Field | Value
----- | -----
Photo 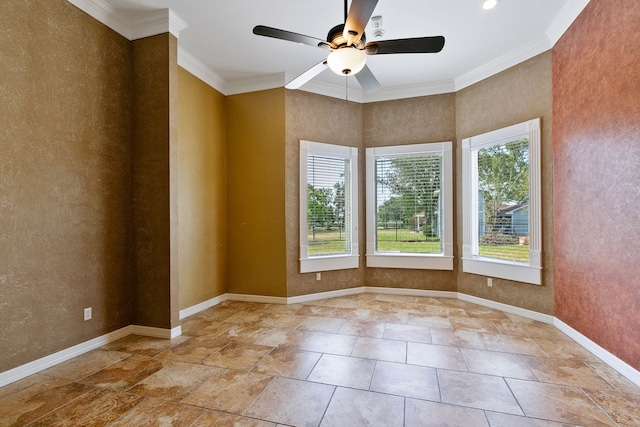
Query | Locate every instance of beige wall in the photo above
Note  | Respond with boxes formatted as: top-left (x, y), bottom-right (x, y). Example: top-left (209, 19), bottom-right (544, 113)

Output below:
top-left (177, 68), bottom-right (228, 309)
top-left (363, 94), bottom-right (458, 291)
top-left (131, 33), bottom-right (180, 328)
top-left (284, 91), bottom-right (365, 297)
top-left (227, 89), bottom-right (287, 297)
top-left (0, 0), bottom-right (133, 372)
top-left (455, 51), bottom-right (554, 314)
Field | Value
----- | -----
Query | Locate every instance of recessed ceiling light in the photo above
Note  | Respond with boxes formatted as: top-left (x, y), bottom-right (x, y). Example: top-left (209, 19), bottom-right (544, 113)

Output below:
top-left (483, 0), bottom-right (499, 10)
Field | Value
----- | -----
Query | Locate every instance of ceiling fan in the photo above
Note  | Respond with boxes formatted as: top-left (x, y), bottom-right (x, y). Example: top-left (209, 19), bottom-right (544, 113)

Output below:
top-left (253, 0), bottom-right (445, 94)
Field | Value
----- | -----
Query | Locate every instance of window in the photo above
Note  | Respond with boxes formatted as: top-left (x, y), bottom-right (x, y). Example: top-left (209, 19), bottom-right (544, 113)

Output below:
top-left (462, 118), bottom-right (541, 284)
top-left (366, 142), bottom-right (453, 270)
top-left (300, 140), bottom-right (358, 273)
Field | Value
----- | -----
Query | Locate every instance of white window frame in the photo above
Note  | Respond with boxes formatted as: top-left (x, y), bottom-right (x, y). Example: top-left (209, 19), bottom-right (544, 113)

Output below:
top-left (462, 118), bottom-right (542, 285)
top-left (366, 142), bottom-right (453, 270)
top-left (300, 140), bottom-right (359, 273)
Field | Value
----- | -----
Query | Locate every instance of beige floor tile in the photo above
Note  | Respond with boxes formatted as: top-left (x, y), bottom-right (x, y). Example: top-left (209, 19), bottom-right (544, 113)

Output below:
top-left (82, 354), bottom-right (171, 391)
top-left (296, 316), bottom-right (346, 333)
top-left (251, 346), bottom-right (321, 380)
top-left (107, 397), bottom-right (204, 426)
top-left (451, 317), bottom-right (501, 333)
top-left (28, 388), bottom-right (143, 426)
top-left (252, 327), bottom-right (313, 348)
top-left (522, 355), bottom-right (614, 390)
top-left (320, 297), bottom-right (360, 308)
top-left (464, 306), bottom-right (511, 321)
top-left (337, 319), bottom-right (386, 337)
top-left (192, 410), bottom-right (277, 426)
top-left (0, 377), bottom-right (92, 426)
top-left (383, 323), bottom-right (433, 343)
top-left (301, 331), bottom-right (358, 355)
top-left (480, 332), bottom-right (548, 356)
top-left (366, 309), bottom-right (409, 324)
top-left (485, 411), bottom-right (573, 426)
top-left (370, 360), bottom-right (440, 401)
top-left (351, 336), bottom-right (407, 363)
top-left (584, 388), bottom-right (640, 427)
top-left (405, 398), bottom-right (489, 427)
top-left (356, 298), bottom-right (392, 311)
top-left (221, 310), bottom-right (268, 324)
top-left (41, 350), bottom-right (131, 381)
top-left (127, 362), bottom-right (224, 401)
top-left (180, 317), bottom-right (233, 337)
top-left (0, 373), bottom-right (50, 401)
top-left (181, 370), bottom-right (273, 414)
top-left (201, 341), bottom-right (273, 370)
top-left (430, 327), bottom-right (486, 349)
top-left (307, 354), bottom-right (376, 389)
top-left (506, 378), bottom-right (617, 426)
top-left (462, 348), bottom-right (538, 380)
top-left (532, 336), bottom-right (601, 362)
top-left (587, 362), bottom-right (640, 395)
top-left (156, 336), bottom-right (229, 363)
top-left (407, 313), bottom-right (453, 328)
top-left (494, 320), bottom-right (570, 341)
top-left (295, 305), bottom-right (338, 318)
top-left (438, 370), bottom-right (523, 415)
top-left (407, 342), bottom-right (468, 371)
top-left (320, 387), bottom-right (404, 427)
top-left (102, 335), bottom-right (190, 357)
top-left (255, 313), bottom-right (304, 329)
top-left (245, 377), bottom-right (334, 426)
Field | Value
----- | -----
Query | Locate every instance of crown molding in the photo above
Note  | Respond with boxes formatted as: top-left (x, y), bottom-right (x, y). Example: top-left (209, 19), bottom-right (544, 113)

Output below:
top-left (177, 48), bottom-right (227, 94)
top-left (225, 73), bottom-right (288, 96)
top-left (454, 33), bottom-right (551, 92)
top-left (546, 0), bottom-right (590, 46)
top-left (67, 0), bottom-right (187, 40)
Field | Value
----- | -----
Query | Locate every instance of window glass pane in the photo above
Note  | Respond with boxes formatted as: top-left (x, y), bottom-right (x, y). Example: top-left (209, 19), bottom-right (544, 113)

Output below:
top-left (375, 154), bottom-right (442, 254)
top-left (307, 155), bottom-right (351, 256)
top-left (477, 138), bottom-right (529, 262)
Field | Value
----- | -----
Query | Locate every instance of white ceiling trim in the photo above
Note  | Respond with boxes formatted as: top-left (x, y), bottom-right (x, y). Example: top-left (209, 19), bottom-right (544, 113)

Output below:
top-left (454, 34), bottom-right (551, 92)
top-left (177, 48), bottom-right (227, 94)
top-left (546, 0), bottom-right (590, 46)
top-left (67, 0), bottom-right (187, 40)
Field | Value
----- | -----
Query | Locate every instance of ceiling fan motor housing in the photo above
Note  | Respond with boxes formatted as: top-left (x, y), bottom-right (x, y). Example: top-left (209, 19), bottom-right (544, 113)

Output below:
top-left (327, 24), bottom-right (367, 75)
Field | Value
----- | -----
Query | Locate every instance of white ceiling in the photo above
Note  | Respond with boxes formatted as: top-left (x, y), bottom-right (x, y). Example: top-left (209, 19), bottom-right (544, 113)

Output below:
top-left (74, 0), bottom-right (590, 102)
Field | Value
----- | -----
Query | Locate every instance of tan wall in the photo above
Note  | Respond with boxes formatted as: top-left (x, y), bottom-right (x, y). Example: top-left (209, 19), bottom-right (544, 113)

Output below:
top-left (455, 52), bottom-right (554, 314)
top-left (177, 68), bottom-right (228, 309)
top-left (227, 89), bottom-right (287, 297)
top-left (131, 33), bottom-right (179, 328)
top-left (0, 0), bottom-right (133, 372)
top-left (363, 94), bottom-right (458, 291)
top-left (284, 91), bottom-right (365, 297)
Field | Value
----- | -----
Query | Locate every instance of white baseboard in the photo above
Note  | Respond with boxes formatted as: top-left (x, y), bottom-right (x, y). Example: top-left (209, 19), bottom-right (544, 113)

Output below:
top-left (287, 287), bottom-right (366, 304)
top-left (457, 293), bottom-right (555, 324)
top-left (0, 326), bottom-right (131, 388)
top-left (130, 325), bottom-right (182, 339)
top-left (554, 318), bottom-right (640, 387)
top-left (179, 294), bottom-right (228, 319)
top-left (364, 287), bottom-right (458, 299)
top-left (226, 293), bottom-right (288, 305)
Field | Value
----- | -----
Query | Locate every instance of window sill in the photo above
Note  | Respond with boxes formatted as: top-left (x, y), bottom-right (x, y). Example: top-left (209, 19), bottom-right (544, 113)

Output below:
top-left (300, 255), bottom-right (359, 273)
top-left (366, 254), bottom-right (453, 270)
top-left (462, 257), bottom-right (541, 285)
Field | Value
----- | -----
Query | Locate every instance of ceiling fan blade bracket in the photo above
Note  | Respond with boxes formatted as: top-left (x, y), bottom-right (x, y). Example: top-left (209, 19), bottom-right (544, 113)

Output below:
top-left (344, 0), bottom-right (379, 46)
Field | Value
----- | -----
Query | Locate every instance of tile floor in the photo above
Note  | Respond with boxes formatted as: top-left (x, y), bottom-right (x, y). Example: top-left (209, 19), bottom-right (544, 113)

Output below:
top-left (1, 293), bottom-right (639, 426)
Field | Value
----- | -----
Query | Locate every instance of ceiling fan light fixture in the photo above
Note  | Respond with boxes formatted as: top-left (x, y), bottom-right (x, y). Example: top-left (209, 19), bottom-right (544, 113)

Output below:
top-left (327, 47), bottom-right (366, 76)
top-left (482, 0), bottom-right (499, 10)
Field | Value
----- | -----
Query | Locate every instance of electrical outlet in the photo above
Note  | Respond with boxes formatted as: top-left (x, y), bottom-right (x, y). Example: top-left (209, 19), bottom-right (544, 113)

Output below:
top-left (84, 307), bottom-right (92, 321)
top-left (487, 278), bottom-right (493, 287)
top-left (316, 272), bottom-right (321, 281)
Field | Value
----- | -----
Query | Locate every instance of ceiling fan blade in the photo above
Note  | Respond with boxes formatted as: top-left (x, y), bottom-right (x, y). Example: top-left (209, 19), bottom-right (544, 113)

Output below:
top-left (344, 0), bottom-right (379, 46)
top-left (285, 60), bottom-right (328, 90)
top-left (253, 25), bottom-right (328, 49)
top-left (365, 36), bottom-right (445, 55)
top-left (355, 64), bottom-right (381, 94)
